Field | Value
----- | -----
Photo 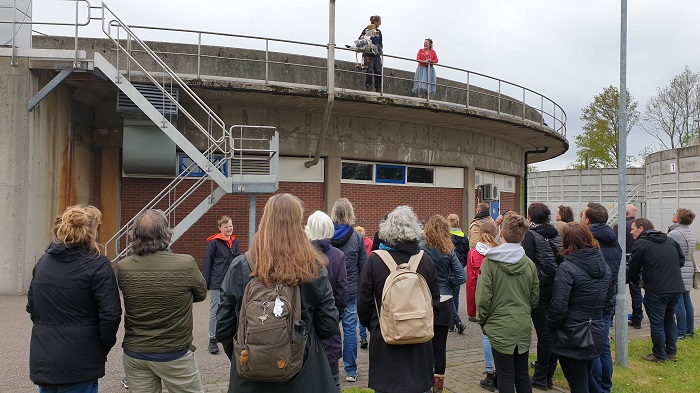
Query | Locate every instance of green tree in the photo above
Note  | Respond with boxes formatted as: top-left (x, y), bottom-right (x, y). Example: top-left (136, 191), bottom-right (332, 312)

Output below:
top-left (570, 85), bottom-right (639, 169)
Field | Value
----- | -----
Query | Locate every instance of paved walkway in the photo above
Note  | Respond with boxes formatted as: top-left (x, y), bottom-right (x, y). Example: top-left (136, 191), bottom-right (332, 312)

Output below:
top-left (3, 288), bottom-right (698, 393)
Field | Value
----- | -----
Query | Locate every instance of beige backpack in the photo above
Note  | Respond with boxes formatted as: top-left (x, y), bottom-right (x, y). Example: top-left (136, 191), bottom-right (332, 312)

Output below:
top-left (373, 250), bottom-right (434, 345)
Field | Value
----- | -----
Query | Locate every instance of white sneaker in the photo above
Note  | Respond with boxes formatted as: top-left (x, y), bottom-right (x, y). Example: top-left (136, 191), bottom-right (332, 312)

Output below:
top-left (345, 374), bottom-right (357, 382)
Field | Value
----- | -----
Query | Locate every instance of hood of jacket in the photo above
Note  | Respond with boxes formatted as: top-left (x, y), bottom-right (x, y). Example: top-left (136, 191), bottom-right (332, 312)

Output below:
top-left (589, 223), bottom-right (617, 246)
top-left (311, 238), bottom-right (332, 253)
top-left (668, 223), bottom-right (680, 233)
top-left (485, 243), bottom-right (529, 276)
top-left (566, 248), bottom-right (607, 279)
top-left (530, 223), bottom-right (559, 239)
top-left (331, 224), bottom-right (353, 247)
top-left (450, 228), bottom-right (466, 238)
top-left (473, 210), bottom-right (490, 221)
top-left (46, 242), bottom-right (92, 262)
top-left (207, 233), bottom-right (236, 248)
top-left (475, 242), bottom-right (492, 256)
top-left (639, 229), bottom-right (668, 243)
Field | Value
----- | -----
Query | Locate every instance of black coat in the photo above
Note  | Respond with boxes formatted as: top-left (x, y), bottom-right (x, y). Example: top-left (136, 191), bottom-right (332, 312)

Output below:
top-left (358, 241), bottom-right (440, 393)
top-left (27, 243), bottom-right (122, 385)
top-left (589, 223), bottom-right (622, 302)
top-left (547, 248), bottom-right (613, 360)
top-left (202, 236), bottom-right (240, 290)
top-left (522, 223), bottom-right (561, 305)
top-left (216, 254), bottom-right (339, 393)
top-left (313, 239), bottom-right (348, 364)
top-left (332, 227), bottom-right (367, 297)
top-left (628, 230), bottom-right (685, 294)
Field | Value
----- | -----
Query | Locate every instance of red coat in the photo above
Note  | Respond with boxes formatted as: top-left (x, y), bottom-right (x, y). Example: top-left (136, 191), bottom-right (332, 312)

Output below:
top-left (416, 49), bottom-right (438, 66)
top-left (363, 236), bottom-right (373, 258)
top-left (466, 246), bottom-right (488, 318)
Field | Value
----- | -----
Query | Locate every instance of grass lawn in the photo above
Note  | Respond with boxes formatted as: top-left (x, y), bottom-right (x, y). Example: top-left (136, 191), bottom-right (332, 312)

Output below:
top-left (342, 388), bottom-right (373, 393)
top-left (547, 333), bottom-right (699, 393)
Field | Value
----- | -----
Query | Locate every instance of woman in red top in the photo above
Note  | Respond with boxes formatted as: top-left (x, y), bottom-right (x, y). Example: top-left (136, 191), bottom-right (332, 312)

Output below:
top-left (412, 38), bottom-right (438, 98)
top-left (466, 221), bottom-right (499, 391)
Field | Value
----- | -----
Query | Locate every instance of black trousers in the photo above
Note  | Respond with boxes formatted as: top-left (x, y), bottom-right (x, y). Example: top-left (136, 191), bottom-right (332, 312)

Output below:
top-left (531, 304), bottom-right (557, 366)
top-left (491, 347), bottom-right (532, 393)
top-left (558, 356), bottom-right (600, 393)
top-left (364, 55), bottom-right (382, 88)
top-left (432, 325), bottom-right (449, 374)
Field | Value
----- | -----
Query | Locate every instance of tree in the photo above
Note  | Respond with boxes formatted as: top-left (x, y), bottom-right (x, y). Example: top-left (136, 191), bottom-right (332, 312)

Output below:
top-left (570, 85), bottom-right (639, 169)
top-left (642, 67), bottom-right (700, 149)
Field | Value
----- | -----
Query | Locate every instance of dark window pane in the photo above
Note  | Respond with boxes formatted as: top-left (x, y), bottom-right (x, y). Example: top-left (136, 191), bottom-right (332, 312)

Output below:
top-left (376, 164), bottom-right (405, 184)
top-left (342, 162), bottom-right (373, 180)
top-left (407, 167), bottom-right (434, 184)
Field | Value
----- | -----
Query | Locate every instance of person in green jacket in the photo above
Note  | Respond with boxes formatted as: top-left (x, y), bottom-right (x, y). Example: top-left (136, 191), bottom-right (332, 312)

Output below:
top-left (476, 212), bottom-right (539, 393)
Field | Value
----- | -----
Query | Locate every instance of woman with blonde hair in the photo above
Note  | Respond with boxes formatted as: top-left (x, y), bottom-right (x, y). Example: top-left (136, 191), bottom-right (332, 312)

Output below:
top-left (466, 221), bottom-right (500, 391)
top-left (217, 194), bottom-right (339, 393)
top-left (27, 205), bottom-right (122, 393)
top-left (420, 214), bottom-right (466, 392)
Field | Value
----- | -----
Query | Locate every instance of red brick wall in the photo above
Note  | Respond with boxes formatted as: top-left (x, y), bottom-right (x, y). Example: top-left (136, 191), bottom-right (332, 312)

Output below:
top-left (500, 191), bottom-right (516, 213)
top-left (341, 184), bottom-right (463, 238)
top-left (120, 178), bottom-right (324, 265)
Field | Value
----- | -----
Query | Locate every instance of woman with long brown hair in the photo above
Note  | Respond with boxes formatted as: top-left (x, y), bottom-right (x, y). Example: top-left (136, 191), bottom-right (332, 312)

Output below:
top-left (216, 193), bottom-right (339, 393)
top-left (27, 205), bottom-right (122, 393)
top-left (420, 214), bottom-right (466, 392)
top-left (547, 223), bottom-right (613, 393)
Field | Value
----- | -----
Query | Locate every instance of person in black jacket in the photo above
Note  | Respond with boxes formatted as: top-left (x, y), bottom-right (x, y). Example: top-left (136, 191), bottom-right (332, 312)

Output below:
top-left (358, 205), bottom-right (440, 393)
top-left (216, 193), bottom-right (339, 393)
top-left (628, 218), bottom-right (685, 362)
top-left (612, 204), bottom-right (643, 328)
top-left (582, 203), bottom-right (622, 393)
top-left (306, 210), bottom-right (348, 393)
top-left (360, 15), bottom-right (383, 91)
top-left (27, 205), bottom-right (122, 392)
top-left (202, 215), bottom-right (240, 354)
top-left (547, 223), bottom-right (613, 393)
top-left (522, 202), bottom-right (562, 390)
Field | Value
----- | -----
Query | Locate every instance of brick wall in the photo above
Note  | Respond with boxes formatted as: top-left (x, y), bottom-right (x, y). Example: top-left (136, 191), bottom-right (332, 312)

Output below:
top-left (499, 191), bottom-right (516, 213)
top-left (341, 184), bottom-right (463, 238)
top-left (120, 178), bottom-right (324, 265)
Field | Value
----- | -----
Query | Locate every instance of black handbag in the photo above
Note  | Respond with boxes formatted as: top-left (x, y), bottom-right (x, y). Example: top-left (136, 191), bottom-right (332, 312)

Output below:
top-left (554, 319), bottom-right (594, 350)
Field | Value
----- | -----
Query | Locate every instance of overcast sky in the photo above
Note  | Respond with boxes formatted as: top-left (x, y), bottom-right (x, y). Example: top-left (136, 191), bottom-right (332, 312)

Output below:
top-left (30, 0), bottom-right (700, 170)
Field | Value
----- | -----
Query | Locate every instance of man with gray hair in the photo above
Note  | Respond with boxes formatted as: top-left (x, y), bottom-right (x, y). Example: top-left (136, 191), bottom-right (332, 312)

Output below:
top-left (117, 209), bottom-right (207, 392)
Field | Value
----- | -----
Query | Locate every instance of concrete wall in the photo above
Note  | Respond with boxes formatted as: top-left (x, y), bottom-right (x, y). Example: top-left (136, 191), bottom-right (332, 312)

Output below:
top-left (527, 168), bottom-right (646, 225)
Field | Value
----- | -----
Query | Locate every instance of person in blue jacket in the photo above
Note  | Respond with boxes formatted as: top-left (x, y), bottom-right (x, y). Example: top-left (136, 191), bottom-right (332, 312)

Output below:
top-left (359, 15), bottom-right (383, 92)
top-left (202, 215), bottom-right (240, 354)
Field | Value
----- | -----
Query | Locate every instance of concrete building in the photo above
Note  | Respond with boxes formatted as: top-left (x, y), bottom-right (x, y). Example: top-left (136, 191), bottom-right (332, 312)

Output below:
top-left (0, 3), bottom-right (568, 294)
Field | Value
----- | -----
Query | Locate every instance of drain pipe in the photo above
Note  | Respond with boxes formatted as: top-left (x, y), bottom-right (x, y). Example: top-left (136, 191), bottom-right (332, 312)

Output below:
top-left (306, 0), bottom-right (335, 168)
top-left (523, 147), bottom-right (548, 213)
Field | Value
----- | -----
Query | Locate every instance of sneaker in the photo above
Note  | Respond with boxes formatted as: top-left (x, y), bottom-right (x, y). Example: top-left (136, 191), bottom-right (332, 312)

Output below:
top-left (457, 322), bottom-right (465, 335)
top-left (468, 317), bottom-right (478, 323)
top-left (641, 353), bottom-right (665, 363)
top-left (345, 374), bottom-right (358, 382)
top-left (448, 325), bottom-right (455, 332)
top-left (121, 377), bottom-right (129, 389)
top-left (628, 320), bottom-right (641, 329)
top-left (360, 338), bottom-right (368, 349)
top-left (208, 338), bottom-right (219, 354)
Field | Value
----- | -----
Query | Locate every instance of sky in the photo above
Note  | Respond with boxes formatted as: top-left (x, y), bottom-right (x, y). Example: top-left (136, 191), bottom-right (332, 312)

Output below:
top-left (28, 0), bottom-right (700, 170)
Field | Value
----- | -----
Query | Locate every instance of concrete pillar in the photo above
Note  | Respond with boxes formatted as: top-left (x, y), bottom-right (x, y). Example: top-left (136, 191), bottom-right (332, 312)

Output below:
top-left (100, 147), bottom-right (121, 259)
top-left (464, 166), bottom-right (476, 226)
top-left (324, 155), bottom-right (341, 213)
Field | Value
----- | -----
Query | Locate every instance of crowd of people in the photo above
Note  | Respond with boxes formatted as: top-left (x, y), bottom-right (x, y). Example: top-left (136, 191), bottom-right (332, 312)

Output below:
top-left (26, 196), bottom-right (696, 393)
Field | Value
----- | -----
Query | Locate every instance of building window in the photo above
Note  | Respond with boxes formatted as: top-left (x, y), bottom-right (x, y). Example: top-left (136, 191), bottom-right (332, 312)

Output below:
top-left (178, 153), bottom-right (228, 177)
top-left (376, 164), bottom-right (406, 184)
top-left (342, 162), bottom-right (373, 181)
top-left (407, 167), bottom-right (434, 184)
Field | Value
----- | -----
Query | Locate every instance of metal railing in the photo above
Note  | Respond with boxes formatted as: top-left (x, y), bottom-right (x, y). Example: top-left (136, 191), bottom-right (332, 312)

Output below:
top-left (2, 1), bottom-right (567, 137)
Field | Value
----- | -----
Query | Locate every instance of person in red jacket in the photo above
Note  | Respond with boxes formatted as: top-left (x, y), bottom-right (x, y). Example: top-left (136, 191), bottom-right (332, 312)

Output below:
top-left (466, 221), bottom-right (499, 391)
top-left (412, 38), bottom-right (438, 98)
top-left (202, 215), bottom-right (240, 354)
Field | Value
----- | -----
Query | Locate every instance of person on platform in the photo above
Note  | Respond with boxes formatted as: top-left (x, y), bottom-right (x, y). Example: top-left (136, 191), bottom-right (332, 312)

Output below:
top-left (412, 38), bottom-right (438, 98)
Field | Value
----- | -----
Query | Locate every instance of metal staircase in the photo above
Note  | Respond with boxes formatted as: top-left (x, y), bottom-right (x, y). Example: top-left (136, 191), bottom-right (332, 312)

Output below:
top-left (94, 4), bottom-right (279, 260)
top-left (606, 184), bottom-right (642, 227)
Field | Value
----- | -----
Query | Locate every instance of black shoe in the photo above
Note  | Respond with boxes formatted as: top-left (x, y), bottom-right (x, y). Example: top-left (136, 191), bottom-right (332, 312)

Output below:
top-left (208, 338), bottom-right (219, 354)
top-left (531, 362), bottom-right (549, 391)
top-left (360, 338), bottom-right (368, 349)
top-left (365, 86), bottom-right (373, 91)
top-left (468, 317), bottom-right (478, 323)
top-left (479, 371), bottom-right (496, 392)
top-left (448, 324), bottom-right (455, 332)
top-left (628, 320), bottom-right (641, 329)
top-left (456, 322), bottom-right (465, 335)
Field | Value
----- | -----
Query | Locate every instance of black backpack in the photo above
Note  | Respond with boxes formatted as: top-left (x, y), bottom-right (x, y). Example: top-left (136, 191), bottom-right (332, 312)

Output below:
top-left (530, 230), bottom-right (563, 286)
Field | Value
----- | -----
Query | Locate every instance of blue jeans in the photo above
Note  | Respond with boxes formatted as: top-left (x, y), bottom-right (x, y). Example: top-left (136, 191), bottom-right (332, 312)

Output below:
top-left (629, 283), bottom-right (644, 324)
top-left (39, 381), bottom-right (98, 393)
top-left (676, 291), bottom-right (695, 337)
top-left (483, 334), bottom-right (495, 372)
top-left (452, 286), bottom-right (462, 326)
top-left (342, 295), bottom-right (359, 376)
top-left (592, 310), bottom-right (613, 393)
top-left (644, 293), bottom-right (681, 360)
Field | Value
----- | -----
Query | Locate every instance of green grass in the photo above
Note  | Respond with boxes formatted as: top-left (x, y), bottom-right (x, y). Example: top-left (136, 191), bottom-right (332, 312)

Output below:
top-left (543, 332), bottom-right (700, 393)
top-left (342, 388), bottom-right (373, 393)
